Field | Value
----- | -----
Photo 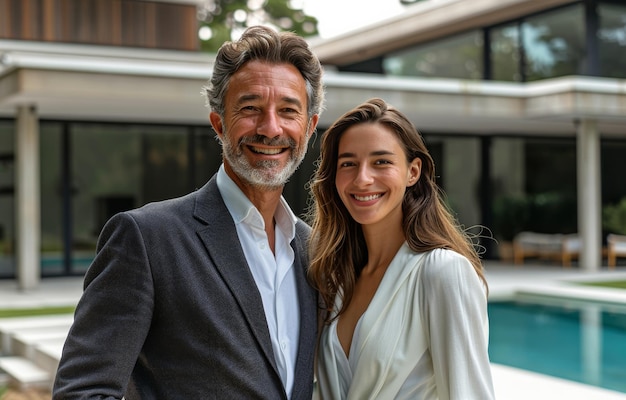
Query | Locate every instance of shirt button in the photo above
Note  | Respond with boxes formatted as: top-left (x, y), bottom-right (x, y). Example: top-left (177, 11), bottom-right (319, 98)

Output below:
top-left (281, 341), bottom-right (287, 350)
top-left (259, 242), bottom-right (266, 250)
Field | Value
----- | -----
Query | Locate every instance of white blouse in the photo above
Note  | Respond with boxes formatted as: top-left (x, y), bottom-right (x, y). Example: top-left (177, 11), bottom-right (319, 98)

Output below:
top-left (316, 244), bottom-right (495, 400)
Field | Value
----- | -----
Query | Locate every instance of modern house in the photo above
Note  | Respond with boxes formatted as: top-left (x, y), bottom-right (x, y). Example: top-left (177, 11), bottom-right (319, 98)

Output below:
top-left (1, 0), bottom-right (625, 289)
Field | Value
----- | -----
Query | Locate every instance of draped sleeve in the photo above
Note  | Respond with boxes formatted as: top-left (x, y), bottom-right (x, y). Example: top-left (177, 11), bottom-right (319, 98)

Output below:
top-left (419, 249), bottom-right (495, 400)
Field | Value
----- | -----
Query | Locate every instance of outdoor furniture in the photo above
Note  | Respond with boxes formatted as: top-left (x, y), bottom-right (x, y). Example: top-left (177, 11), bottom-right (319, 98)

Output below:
top-left (512, 232), bottom-right (580, 267)
top-left (607, 234), bottom-right (626, 269)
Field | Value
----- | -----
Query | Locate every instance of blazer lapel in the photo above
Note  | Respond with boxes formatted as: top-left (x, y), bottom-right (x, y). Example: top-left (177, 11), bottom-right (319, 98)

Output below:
top-left (194, 178), bottom-right (280, 379)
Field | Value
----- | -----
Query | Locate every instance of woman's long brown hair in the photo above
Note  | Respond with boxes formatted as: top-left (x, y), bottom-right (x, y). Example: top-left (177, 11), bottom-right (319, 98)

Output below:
top-left (307, 98), bottom-right (488, 322)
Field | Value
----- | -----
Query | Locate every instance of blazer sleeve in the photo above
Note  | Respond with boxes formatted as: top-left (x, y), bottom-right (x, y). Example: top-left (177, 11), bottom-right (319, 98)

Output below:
top-left (53, 212), bottom-right (155, 400)
top-left (420, 249), bottom-right (495, 400)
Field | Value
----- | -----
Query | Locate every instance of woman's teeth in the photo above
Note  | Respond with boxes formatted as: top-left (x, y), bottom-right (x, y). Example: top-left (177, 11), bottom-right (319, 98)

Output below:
top-left (354, 194), bottom-right (382, 201)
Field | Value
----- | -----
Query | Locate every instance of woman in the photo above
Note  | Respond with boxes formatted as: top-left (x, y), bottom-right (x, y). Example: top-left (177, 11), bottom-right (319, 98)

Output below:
top-left (307, 98), bottom-right (495, 399)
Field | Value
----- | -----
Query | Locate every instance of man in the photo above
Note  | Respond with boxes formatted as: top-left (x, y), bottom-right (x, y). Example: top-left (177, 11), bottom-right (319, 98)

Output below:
top-left (53, 25), bottom-right (324, 399)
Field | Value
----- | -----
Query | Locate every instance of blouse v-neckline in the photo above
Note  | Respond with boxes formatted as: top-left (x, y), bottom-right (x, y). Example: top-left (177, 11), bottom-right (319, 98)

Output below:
top-left (333, 242), bottom-right (413, 364)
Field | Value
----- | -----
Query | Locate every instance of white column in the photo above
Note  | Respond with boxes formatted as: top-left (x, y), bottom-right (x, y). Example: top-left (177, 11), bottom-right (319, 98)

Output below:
top-left (16, 105), bottom-right (41, 290)
top-left (576, 119), bottom-right (602, 271)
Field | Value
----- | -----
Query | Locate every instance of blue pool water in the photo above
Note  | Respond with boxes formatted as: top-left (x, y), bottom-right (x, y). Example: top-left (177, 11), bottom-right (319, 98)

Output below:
top-left (488, 298), bottom-right (626, 393)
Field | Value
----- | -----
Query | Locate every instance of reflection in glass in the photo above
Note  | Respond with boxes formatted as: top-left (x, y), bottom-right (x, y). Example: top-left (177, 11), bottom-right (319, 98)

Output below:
top-left (192, 126), bottom-right (221, 191)
top-left (40, 123), bottom-right (64, 276)
top-left (69, 125), bottom-right (141, 275)
top-left (491, 23), bottom-right (521, 82)
top-left (383, 30), bottom-right (484, 80)
top-left (521, 4), bottom-right (585, 81)
top-left (0, 121), bottom-right (15, 278)
top-left (598, 3), bottom-right (626, 78)
top-left (37, 122), bottom-right (224, 277)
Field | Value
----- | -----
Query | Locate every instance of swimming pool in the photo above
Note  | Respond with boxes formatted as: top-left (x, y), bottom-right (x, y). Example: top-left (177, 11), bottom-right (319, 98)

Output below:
top-left (488, 297), bottom-right (626, 393)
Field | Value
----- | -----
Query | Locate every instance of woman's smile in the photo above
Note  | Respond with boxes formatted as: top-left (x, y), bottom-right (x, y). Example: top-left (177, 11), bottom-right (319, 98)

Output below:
top-left (352, 193), bottom-right (384, 202)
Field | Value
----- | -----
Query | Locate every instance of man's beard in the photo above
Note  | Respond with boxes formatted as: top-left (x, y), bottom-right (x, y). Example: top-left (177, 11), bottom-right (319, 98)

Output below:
top-left (221, 128), bottom-right (309, 190)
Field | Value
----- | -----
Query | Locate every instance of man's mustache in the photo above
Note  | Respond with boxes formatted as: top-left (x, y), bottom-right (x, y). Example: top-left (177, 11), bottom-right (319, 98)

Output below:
top-left (239, 134), bottom-right (295, 148)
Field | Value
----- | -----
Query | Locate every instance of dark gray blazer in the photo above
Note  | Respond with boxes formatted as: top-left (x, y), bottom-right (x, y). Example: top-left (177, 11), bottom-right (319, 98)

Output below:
top-left (53, 176), bottom-right (317, 400)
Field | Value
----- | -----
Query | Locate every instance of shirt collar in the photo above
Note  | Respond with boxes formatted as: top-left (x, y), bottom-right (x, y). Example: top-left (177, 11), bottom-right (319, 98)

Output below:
top-left (216, 164), bottom-right (297, 240)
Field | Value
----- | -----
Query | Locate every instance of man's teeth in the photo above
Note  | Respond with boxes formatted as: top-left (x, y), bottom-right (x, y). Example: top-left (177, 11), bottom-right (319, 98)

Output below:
top-left (251, 146), bottom-right (283, 155)
top-left (354, 194), bottom-right (382, 201)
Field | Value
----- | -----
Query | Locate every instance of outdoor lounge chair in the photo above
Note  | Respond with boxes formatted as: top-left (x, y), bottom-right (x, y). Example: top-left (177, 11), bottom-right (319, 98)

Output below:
top-left (512, 231), bottom-right (580, 267)
top-left (607, 234), bottom-right (626, 269)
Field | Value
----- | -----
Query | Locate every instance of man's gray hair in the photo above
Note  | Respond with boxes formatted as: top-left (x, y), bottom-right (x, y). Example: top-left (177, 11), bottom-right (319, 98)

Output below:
top-left (204, 25), bottom-right (325, 120)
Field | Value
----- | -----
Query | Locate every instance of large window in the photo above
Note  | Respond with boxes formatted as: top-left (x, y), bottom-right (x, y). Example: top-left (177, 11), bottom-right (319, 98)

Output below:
top-left (602, 140), bottom-right (626, 205)
top-left (522, 5), bottom-right (586, 81)
top-left (0, 121), bottom-right (14, 278)
top-left (598, 2), bottom-right (626, 78)
top-left (423, 135), bottom-right (482, 229)
top-left (492, 2), bottom-right (625, 81)
top-left (379, 2), bottom-right (626, 83)
top-left (191, 126), bottom-right (222, 191)
top-left (491, 23), bottom-right (522, 82)
top-left (40, 123), bottom-right (65, 276)
top-left (490, 137), bottom-right (578, 246)
top-left (383, 30), bottom-right (484, 80)
top-left (37, 122), bottom-right (222, 277)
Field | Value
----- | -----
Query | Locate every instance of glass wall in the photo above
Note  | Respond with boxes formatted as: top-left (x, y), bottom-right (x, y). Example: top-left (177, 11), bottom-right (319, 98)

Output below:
top-left (490, 23), bottom-right (521, 82)
top-left (37, 121), bottom-right (223, 277)
top-left (521, 4), bottom-right (585, 81)
top-left (40, 123), bottom-right (64, 275)
top-left (383, 30), bottom-right (484, 80)
top-left (423, 135), bottom-right (482, 230)
top-left (378, 1), bottom-right (626, 82)
top-left (191, 126), bottom-right (221, 191)
top-left (491, 137), bottom-right (578, 246)
top-left (489, 135), bottom-right (626, 253)
top-left (602, 140), bottom-right (626, 205)
top-left (598, 2), bottom-right (626, 78)
top-left (0, 120), bottom-right (15, 278)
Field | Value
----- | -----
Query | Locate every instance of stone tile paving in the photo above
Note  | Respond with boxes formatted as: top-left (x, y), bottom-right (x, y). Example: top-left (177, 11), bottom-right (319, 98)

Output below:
top-left (1, 388), bottom-right (51, 400)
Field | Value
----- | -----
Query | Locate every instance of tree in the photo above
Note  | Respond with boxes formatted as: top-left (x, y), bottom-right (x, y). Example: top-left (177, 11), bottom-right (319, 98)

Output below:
top-left (198, 0), bottom-right (319, 52)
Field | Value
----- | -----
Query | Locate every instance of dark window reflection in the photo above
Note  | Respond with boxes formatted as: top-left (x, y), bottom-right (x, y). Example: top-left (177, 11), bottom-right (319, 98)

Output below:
top-left (598, 3), bottom-right (626, 79)
top-left (383, 30), bottom-right (484, 80)
top-left (491, 23), bottom-right (522, 82)
top-left (522, 5), bottom-right (585, 81)
top-left (0, 121), bottom-right (15, 278)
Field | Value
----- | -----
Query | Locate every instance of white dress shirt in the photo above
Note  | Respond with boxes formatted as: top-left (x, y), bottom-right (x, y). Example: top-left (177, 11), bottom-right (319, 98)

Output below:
top-left (216, 165), bottom-right (301, 399)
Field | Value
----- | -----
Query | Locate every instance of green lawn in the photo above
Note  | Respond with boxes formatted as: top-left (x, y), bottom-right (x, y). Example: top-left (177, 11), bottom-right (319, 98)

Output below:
top-left (0, 306), bottom-right (75, 319)
top-left (579, 280), bottom-right (626, 290)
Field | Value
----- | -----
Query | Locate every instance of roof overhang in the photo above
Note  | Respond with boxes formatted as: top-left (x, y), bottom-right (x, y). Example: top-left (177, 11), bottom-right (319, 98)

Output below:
top-left (0, 40), bottom-right (214, 124)
top-left (311, 0), bottom-right (574, 66)
top-left (1, 39), bottom-right (626, 137)
top-left (320, 72), bottom-right (626, 136)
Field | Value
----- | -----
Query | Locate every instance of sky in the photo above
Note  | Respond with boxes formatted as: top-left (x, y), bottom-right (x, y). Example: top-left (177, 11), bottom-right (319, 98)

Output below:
top-left (299, 0), bottom-right (407, 38)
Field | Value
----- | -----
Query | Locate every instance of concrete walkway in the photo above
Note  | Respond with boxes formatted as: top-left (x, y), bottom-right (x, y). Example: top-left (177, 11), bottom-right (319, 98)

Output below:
top-left (2, 262), bottom-right (626, 399)
top-left (0, 277), bottom-right (83, 310)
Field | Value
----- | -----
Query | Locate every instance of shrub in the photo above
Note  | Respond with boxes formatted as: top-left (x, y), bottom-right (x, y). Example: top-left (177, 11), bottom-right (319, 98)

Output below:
top-left (603, 197), bottom-right (626, 235)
